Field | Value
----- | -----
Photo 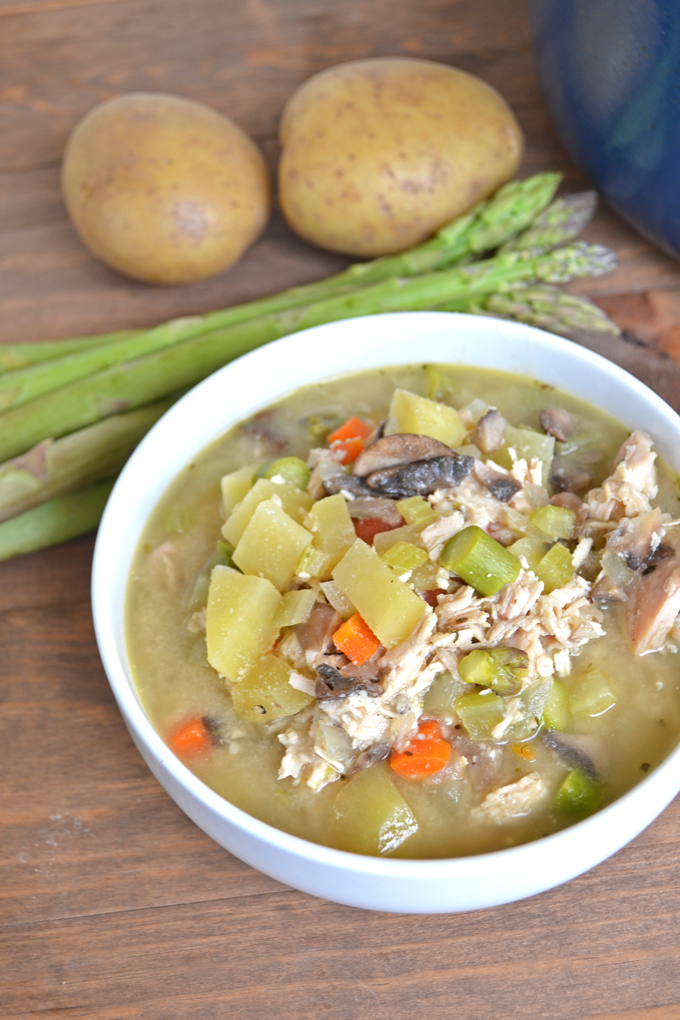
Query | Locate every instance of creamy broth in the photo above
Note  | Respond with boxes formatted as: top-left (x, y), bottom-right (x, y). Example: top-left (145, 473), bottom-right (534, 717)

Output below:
top-left (127, 364), bottom-right (680, 858)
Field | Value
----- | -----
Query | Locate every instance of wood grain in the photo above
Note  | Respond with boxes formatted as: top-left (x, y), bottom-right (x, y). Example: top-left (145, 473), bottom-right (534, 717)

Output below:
top-left (3, 1), bottom-right (680, 1018)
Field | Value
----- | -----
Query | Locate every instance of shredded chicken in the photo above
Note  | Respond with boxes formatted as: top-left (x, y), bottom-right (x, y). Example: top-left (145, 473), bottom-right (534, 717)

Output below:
top-left (472, 773), bottom-right (548, 824)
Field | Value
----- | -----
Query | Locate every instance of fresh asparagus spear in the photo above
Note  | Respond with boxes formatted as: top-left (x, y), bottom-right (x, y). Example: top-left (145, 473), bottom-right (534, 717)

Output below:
top-left (439, 283), bottom-right (621, 336)
top-left (485, 285), bottom-right (621, 335)
top-left (0, 240), bottom-right (616, 464)
top-left (0, 477), bottom-right (115, 561)
top-left (0, 173), bottom-right (562, 410)
top-left (0, 330), bottom-right (142, 372)
top-left (0, 396), bottom-right (175, 523)
top-left (502, 191), bottom-right (598, 253)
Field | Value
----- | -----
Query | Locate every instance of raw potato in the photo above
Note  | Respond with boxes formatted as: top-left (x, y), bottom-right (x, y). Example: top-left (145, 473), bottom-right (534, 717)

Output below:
top-left (278, 57), bottom-right (523, 257)
top-left (61, 92), bottom-right (272, 284)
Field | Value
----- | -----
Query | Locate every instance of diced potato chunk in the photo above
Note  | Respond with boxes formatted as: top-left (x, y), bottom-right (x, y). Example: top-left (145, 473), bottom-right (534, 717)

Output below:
top-left (232, 499), bottom-right (313, 591)
top-left (220, 464), bottom-right (257, 517)
top-left (276, 588), bottom-right (317, 627)
top-left (307, 493), bottom-right (356, 568)
top-left (222, 477), bottom-right (313, 545)
top-left (231, 654), bottom-right (313, 723)
top-left (389, 388), bottom-right (466, 447)
top-left (332, 762), bottom-right (418, 856)
top-left (332, 538), bottom-right (428, 648)
top-left (206, 565), bottom-right (282, 681)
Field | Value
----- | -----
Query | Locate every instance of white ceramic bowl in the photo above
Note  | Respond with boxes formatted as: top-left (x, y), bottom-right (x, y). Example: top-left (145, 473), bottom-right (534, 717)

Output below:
top-left (92, 311), bottom-right (680, 913)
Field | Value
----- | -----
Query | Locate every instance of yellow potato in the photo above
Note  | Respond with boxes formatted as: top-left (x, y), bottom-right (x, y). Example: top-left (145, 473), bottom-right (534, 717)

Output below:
top-left (278, 57), bottom-right (523, 258)
top-left (62, 92), bottom-right (271, 284)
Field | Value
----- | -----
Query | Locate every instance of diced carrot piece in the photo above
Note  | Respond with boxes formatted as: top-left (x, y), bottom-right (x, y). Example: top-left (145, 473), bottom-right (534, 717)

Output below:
top-left (333, 612), bottom-right (381, 666)
top-left (328, 416), bottom-right (374, 445)
top-left (390, 719), bottom-right (451, 779)
top-left (167, 717), bottom-right (212, 759)
top-left (512, 743), bottom-right (536, 762)
top-left (353, 517), bottom-right (401, 544)
top-left (331, 435), bottom-right (364, 464)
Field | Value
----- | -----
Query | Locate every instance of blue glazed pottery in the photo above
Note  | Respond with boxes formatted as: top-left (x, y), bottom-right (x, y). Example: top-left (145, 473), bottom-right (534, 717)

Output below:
top-left (531, 0), bottom-right (680, 261)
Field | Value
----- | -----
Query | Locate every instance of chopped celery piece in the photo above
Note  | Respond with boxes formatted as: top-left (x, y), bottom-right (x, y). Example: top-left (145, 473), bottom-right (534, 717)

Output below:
top-left (494, 425), bottom-right (555, 486)
top-left (222, 477), bottom-right (313, 545)
top-left (232, 654), bottom-right (313, 723)
top-left (262, 456), bottom-right (311, 491)
top-left (186, 572), bottom-right (210, 613)
top-left (455, 690), bottom-right (505, 739)
top-left (319, 580), bottom-right (356, 619)
top-left (568, 667), bottom-right (616, 718)
top-left (307, 493), bottom-right (356, 573)
top-left (381, 541), bottom-right (428, 573)
top-left (296, 545), bottom-right (333, 581)
top-left (206, 566), bottom-right (282, 681)
top-left (220, 464), bottom-right (257, 517)
top-left (507, 536), bottom-right (549, 573)
top-left (332, 538), bottom-right (428, 648)
top-left (389, 388), bottom-right (466, 447)
top-left (423, 672), bottom-right (469, 716)
top-left (459, 647), bottom-right (529, 696)
top-left (440, 525), bottom-right (521, 596)
top-left (232, 499), bottom-right (312, 591)
top-left (535, 541), bottom-right (573, 593)
top-left (332, 762), bottom-right (418, 856)
top-left (503, 676), bottom-right (554, 741)
top-left (373, 523), bottom-right (422, 555)
top-left (555, 769), bottom-right (601, 819)
top-left (276, 588), bottom-right (317, 627)
top-left (425, 365), bottom-right (457, 402)
top-left (186, 540), bottom-right (238, 611)
top-left (542, 679), bottom-right (571, 730)
top-left (396, 495), bottom-right (437, 526)
top-left (529, 505), bottom-right (576, 540)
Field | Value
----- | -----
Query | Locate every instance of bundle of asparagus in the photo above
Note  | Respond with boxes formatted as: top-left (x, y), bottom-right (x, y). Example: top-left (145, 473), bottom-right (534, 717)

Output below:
top-left (0, 171), bottom-right (620, 560)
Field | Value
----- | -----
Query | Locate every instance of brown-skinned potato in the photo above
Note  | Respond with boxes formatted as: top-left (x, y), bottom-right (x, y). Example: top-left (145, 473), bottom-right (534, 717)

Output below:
top-left (278, 57), bottom-right (523, 258)
top-left (62, 93), bottom-right (271, 285)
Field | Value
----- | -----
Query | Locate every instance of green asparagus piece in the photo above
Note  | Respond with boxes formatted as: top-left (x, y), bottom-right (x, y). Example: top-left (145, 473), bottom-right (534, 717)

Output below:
top-left (0, 330), bottom-right (141, 372)
top-left (0, 396), bottom-right (174, 522)
top-left (440, 284), bottom-right (621, 336)
top-left (0, 477), bottom-right (115, 561)
top-left (0, 174), bottom-right (562, 411)
top-left (0, 241), bottom-right (617, 463)
top-left (502, 190), bottom-right (598, 253)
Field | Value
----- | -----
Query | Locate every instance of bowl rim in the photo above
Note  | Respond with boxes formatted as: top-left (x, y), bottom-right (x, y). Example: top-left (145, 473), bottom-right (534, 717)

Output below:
top-left (92, 310), bottom-right (680, 890)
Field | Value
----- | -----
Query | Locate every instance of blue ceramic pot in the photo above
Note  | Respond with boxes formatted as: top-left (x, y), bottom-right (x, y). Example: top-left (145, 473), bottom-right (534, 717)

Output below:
top-left (531, 0), bottom-right (680, 260)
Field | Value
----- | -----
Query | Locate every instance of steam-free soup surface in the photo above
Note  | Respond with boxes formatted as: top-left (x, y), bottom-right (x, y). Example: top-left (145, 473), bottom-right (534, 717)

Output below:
top-left (127, 364), bottom-right (680, 858)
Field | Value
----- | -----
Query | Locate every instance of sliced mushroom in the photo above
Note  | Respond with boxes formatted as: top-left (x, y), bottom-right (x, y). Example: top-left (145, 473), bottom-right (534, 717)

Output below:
top-left (352, 433), bottom-right (453, 477)
top-left (539, 408), bottom-right (577, 442)
top-left (474, 460), bottom-right (521, 502)
top-left (605, 507), bottom-right (663, 570)
top-left (315, 663), bottom-right (383, 701)
top-left (472, 408), bottom-right (506, 453)
top-left (543, 730), bottom-right (598, 780)
top-left (322, 474), bottom-right (374, 498)
top-left (366, 453), bottom-right (473, 499)
top-left (549, 462), bottom-right (593, 494)
top-left (550, 491), bottom-right (588, 528)
top-left (295, 603), bottom-right (342, 660)
top-left (347, 741), bottom-right (391, 774)
top-left (347, 498), bottom-right (404, 527)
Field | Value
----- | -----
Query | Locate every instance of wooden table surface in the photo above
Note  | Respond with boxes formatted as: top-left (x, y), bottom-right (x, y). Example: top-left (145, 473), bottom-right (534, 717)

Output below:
top-left (3, 2), bottom-right (680, 1017)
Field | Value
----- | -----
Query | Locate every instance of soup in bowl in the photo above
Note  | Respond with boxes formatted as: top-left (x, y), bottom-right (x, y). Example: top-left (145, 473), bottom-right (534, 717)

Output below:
top-left (92, 311), bottom-right (680, 912)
